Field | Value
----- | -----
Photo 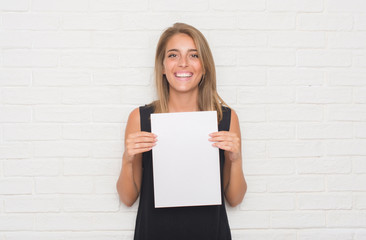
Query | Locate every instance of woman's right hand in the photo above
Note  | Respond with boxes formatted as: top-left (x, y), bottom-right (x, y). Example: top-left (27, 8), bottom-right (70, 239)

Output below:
top-left (124, 131), bottom-right (157, 163)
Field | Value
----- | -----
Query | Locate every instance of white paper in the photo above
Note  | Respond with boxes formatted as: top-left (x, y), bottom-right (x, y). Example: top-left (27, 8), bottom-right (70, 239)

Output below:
top-left (151, 111), bottom-right (221, 208)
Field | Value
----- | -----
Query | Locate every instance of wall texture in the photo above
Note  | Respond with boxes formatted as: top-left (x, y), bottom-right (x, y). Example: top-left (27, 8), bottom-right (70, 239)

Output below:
top-left (1, 0), bottom-right (366, 239)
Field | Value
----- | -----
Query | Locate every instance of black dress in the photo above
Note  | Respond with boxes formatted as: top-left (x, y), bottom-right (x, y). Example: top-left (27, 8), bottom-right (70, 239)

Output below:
top-left (134, 104), bottom-right (232, 240)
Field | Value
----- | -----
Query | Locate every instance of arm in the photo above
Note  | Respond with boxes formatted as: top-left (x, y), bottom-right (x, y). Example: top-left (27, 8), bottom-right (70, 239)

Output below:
top-left (116, 108), bottom-right (157, 207)
top-left (210, 110), bottom-right (247, 207)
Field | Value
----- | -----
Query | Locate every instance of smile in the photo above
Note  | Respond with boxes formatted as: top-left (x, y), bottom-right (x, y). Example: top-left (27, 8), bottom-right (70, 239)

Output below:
top-left (174, 72), bottom-right (193, 78)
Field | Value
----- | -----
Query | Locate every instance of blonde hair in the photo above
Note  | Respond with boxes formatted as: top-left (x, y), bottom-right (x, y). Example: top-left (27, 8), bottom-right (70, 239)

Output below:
top-left (152, 22), bottom-right (227, 121)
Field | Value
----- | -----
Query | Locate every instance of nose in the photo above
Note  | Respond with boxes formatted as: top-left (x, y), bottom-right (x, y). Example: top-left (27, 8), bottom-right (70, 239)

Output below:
top-left (178, 56), bottom-right (188, 67)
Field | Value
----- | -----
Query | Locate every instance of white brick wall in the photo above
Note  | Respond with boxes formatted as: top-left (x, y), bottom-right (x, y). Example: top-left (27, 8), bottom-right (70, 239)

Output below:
top-left (0, 0), bottom-right (365, 239)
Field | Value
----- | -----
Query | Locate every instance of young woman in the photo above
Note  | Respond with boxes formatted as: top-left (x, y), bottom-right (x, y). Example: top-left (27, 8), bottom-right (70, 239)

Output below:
top-left (116, 23), bottom-right (247, 240)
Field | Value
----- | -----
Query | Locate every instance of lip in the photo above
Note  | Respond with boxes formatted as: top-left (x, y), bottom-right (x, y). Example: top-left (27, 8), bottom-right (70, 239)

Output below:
top-left (174, 71), bottom-right (193, 80)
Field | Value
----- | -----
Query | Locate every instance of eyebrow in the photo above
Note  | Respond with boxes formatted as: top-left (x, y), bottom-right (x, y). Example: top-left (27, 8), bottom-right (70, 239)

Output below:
top-left (166, 48), bottom-right (198, 53)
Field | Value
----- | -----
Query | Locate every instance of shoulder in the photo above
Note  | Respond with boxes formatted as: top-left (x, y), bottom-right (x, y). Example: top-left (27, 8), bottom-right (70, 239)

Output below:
top-left (126, 108), bottom-right (141, 131)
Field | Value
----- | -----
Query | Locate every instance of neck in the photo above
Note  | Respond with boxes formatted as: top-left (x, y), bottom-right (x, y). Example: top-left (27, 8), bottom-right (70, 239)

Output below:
top-left (168, 88), bottom-right (199, 112)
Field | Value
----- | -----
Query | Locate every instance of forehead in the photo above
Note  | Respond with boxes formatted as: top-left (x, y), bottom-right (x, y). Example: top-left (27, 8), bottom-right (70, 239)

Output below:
top-left (165, 33), bottom-right (197, 51)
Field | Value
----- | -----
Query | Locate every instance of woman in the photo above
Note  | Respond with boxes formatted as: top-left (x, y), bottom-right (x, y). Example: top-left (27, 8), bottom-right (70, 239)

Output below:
top-left (116, 22), bottom-right (247, 240)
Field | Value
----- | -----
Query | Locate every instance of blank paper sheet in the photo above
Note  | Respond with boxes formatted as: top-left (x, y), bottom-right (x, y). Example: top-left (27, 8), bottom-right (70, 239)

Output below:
top-left (151, 111), bottom-right (222, 208)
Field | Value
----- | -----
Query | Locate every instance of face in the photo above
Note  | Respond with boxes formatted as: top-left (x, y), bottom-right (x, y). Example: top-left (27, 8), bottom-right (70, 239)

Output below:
top-left (163, 33), bottom-right (204, 94)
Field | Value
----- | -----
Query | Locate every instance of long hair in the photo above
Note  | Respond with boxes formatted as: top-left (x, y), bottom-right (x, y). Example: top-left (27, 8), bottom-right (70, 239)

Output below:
top-left (153, 22), bottom-right (227, 121)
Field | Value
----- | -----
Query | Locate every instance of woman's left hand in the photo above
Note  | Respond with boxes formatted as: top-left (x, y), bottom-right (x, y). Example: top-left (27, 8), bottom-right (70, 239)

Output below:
top-left (209, 131), bottom-right (241, 163)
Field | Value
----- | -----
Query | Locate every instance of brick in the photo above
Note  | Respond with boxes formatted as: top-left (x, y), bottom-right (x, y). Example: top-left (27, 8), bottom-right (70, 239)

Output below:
top-left (0, 106), bottom-right (31, 123)
top-left (63, 158), bottom-right (120, 175)
top-left (3, 124), bottom-right (60, 141)
top-left (298, 229), bottom-right (354, 240)
top-left (93, 106), bottom-right (134, 123)
top-left (95, 176), bottom-right (118, 194)
top-left (244, 159), bottom-right (295, 175)
top-left (180, 14), bottom-right (237, 30)
top-left (63, 195), bottom-right (119, 212)
top-left (238, 50), bottom-right (295, 66)
top-left (298, 123), bottom-right (353, 139)
top-left (4, 232), bottom-right (134, 240)
top-left (217, 87), bottom-right (237, 105)
top-left (239, 87), bottom-right (295, 104)
top-left (297, 157), bottom-right (351, 174)
top-left (327, 211), bottom-right (366, 227)
top-left (355, 14), bottom-right (366, 30)
top-left (212, 0), bottom-right (265, 11)
top-left (228, 211), bottom-right (270, 229)
top-left (63, 124), bottom-right (121, 140)
top-left (2, 13), bottom-right (60, 30)
top-left (0, 70), bottom-right (31, 86)
top-left (3, 159), bottom-right (59, 176)
top-left (297, 50), bottom-right (352, 67)
top-left (4, 196), bottom-right (60, 212)
top-left (210, 31), bottom-right (266, 48)
top-left (33, 71), bottom-right (91, 86)
top-left (34, 106), bottom-right (91, 122)
top-left (119, 49), bottom-right (155, 67)
top-left (62, 87), bottom-right (121, 104)
top-left (232, 230), bottom-right (296, 240)
top-left (297, 86), bottom-right (352, 104)
top-left (91, 141), bottom-right (123, 158)
top-left (356, 231), bottom-right (366, 240)
top-left (61, 52), bottom-right (120, 68)
top-left (0, 143), bottom-right (32, 159)
top-left (268, 0), bottom-right (323, 12)
top-left (35, 177), bottom-right (93, 194)
top-left (298, 193), bottom-right (352, 210)
top-left (241, 123), bottom-right (295, 140)
top-left (0, 0), bottom-right (29, 11)
top-left (328, 0), bottom-right (366, 12)
top-left (268, 69), bottom-right (324, 86)
top-left (120, 86), bottom-right (155, 104)
top-left (328, 32), bottom-right (366, 49)
top-left (151, 0), bottom-right (208, 11)
top-left (93, 69), bottom-right (151, 86)
top-left (90, 0), bottom-right (148, 11)
top-left (328, 104), bottom-right (366, 121)
top-left (271, 211), bottom-right (325, 228)
top-left (354, 194), bottom-right (366, 209)
top-left (0, 215), bottom-right (34, 231)
top-left (353, 156), bottom-right (366, 173)
top-left (216, 68), bottom-right (266, 86)
top-left (34, 141), bottom-right (90, 157)
top-left (235, 106), bottom-right (266, 122)
top-left (241, 194), bottom-right (295, 211)
top-left (62, 14), bottom-right (122, 30)
top-left (329, 70), bottom-right (366, 86)
top-left (32, 0), bottom-right (89, 11)
top-left (269, 31), bottom-right (325, 48)
top-left (3, 50), bottom-right (58, 67)
top-left (298, 14), bottom-right (353, 30)
top-left (0, 178), bottom-right (33, 194)
top-left (0, 31), bottom-right (32, 48)
top-left (238, 13), bottom-right (295, 30)
top-left (328, 175), bottom-right (366, 191)
top-left (354, 51), bottom-right (366, 67)
top-left (268, 176), bottom-right (324, 192)
top-left (32, 31), bottom-right (91, 49)
top-left (93, 32), bottom-right (150, 49)
top-left (2, 87), bottom-right (61, 104)
top-left (269, 105), bottom-right (323, 121)
top-left (120, 13), bottom-right (180, 30)
top-left (355, 88), bottom-right (366, 103)
top-left (245, 176), bottom-right (267, 193)
top-left (326, 140), bottom-right (366, 156)
top-left (211, 48), bottom-right (237, 66)
top-left (242, 142), bottom-right (266, 159)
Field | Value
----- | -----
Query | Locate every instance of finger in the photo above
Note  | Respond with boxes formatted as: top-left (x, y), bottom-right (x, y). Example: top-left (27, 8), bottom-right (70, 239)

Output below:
top-left (129, 132), bottom-right (157, 139)
top-left (209, 136), bottom-right (234, 142)
top-left (132, 142), bottom-right (156, 149)
top-left (209, 131), bottom-right (231, 137)
top-left (130, 146), bottom-right (155, 155)
top-left (134, 136), bottom-right (158, 143)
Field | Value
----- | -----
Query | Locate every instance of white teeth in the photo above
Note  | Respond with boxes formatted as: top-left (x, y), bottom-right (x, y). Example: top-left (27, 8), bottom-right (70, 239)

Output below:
top-left (176, 73), bottom-right (192, 77)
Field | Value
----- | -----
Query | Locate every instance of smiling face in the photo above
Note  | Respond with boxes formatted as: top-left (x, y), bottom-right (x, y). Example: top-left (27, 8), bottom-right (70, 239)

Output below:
top-left (163, 33), bottom-right (204, 95)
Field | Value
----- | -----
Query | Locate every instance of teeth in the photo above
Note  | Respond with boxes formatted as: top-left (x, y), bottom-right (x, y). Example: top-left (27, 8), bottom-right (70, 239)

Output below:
top-left (176, 73), bottom-right (192, 77)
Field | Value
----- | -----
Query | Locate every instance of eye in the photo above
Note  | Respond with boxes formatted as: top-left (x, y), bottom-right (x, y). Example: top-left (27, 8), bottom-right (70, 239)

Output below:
top-left (168, 53), bottom-right (177, 58)
top-left (191, 54), bottom-right (199, 58)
